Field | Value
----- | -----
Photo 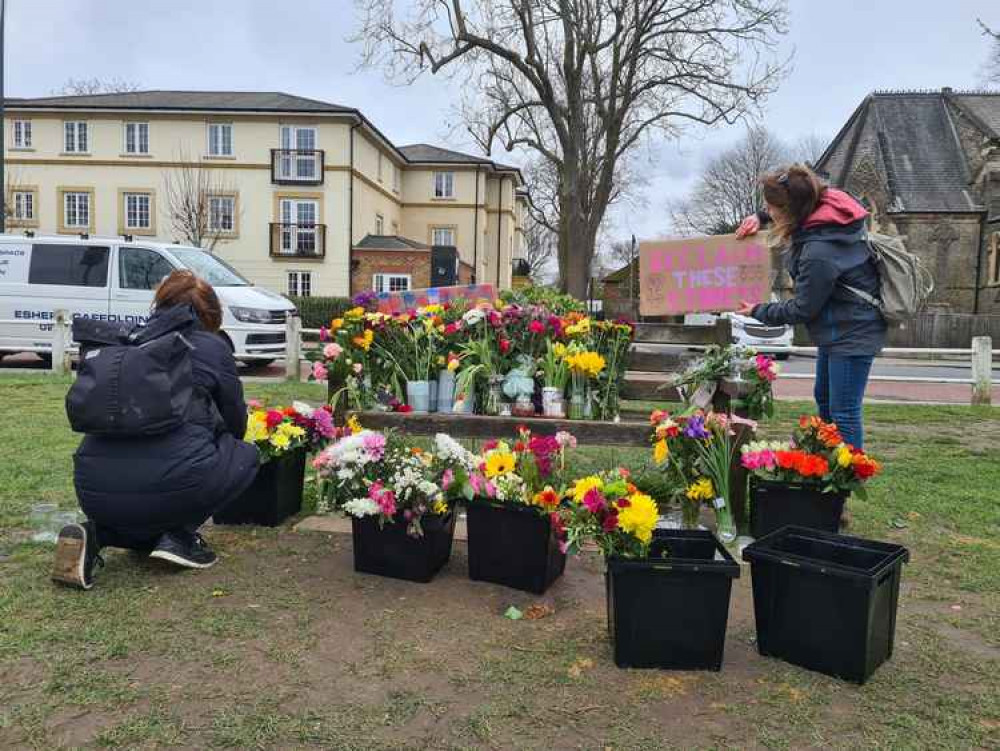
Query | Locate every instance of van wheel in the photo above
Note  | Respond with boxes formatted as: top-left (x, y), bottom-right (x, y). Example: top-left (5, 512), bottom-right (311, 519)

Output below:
top-left (241, 358), bottom-right (275, 369)
top-left (37, 352), bottom-right (53, 367)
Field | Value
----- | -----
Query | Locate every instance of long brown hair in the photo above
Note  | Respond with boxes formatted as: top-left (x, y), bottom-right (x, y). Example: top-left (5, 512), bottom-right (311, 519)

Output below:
top-left (761, 163), bottom-right (828, 246)
top-left (154, 270), bottom-right (222, 332)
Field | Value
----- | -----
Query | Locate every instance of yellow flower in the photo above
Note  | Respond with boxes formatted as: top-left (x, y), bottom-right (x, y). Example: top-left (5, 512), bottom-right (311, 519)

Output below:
top-left (565, 317), bottom-right (592, 337)
top-left (432, 496), bottom-right (448, 515)
top-left (423, 304), bottom-right (443, 314)
top-left (447, 356), bottom-right (460, 372)
top-left (619, 492), bottom-right (658, 544)
top-left (277, 423), bottom-right (305, 439)
top-left (836, 445), bottom-right (852, 468)
top-left (653, 439), bottom-right (669, 465)
top-left (566, 351), bottom-right (605, 377)
top-left (270, 432), bottom-right (291, 450)
top-left (330, 318), bottom-right (344, 331)
top-left (570, 475), bottom-right (604, 504)
top-left (352, 329), bottom-right (374, 351)
top-left (346, 415), bottom-right (362, 434)
top-left (345, 307), bottom-right (365, 319)
top-left (686, 478), bottom-right (715, 502)
top-left (552, 342), bottom-right (567, 359)
top-left (484, 450), bottom-right (516, 478)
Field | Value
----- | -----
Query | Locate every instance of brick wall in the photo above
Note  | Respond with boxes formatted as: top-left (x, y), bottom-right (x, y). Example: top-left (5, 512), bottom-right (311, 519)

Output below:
top-left (890, 214), bottom-right (983, 311)
top-left (352, 249), bottom-right (431, 292)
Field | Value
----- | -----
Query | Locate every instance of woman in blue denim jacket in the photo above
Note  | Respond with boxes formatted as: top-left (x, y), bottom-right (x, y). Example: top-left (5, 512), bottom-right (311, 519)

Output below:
top-left (736, 164), bottom-right (886, 449)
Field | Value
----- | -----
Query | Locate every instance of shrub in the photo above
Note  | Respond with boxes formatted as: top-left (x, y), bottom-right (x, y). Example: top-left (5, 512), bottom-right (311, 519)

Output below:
top-left (500, 286), bottom-right (586, 314)
top-left (290, 296), bottom-right (354, 330)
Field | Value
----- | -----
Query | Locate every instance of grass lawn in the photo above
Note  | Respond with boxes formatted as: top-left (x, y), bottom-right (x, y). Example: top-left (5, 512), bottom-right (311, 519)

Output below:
top-left (0, 374), bottom-right (998, 750)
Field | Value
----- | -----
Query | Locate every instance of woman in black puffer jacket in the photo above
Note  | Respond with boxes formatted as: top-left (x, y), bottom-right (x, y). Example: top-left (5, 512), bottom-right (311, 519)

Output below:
top-left (53, 271), bottom-right (259, 590)
top-left (736, 164), bottom-right (886, 450)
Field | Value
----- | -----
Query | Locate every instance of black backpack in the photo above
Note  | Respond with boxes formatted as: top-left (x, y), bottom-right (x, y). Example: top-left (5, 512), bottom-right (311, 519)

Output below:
top-left (66, 308), bottom-right (197, 436)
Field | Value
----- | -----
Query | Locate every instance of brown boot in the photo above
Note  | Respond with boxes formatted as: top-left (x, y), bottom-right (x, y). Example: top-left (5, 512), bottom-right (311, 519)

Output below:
top-left (51, 522), bottom-right (103, 590)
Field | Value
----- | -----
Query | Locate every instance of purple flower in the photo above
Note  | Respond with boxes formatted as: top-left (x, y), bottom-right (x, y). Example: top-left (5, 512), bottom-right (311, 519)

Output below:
top-left (311, 408), bottom-right (336, 440)
top-left (684, 415), bottom-right (710, 440)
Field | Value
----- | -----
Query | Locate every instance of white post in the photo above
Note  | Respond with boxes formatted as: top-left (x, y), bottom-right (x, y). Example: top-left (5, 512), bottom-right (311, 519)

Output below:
top-left (285, 314), bottom-right (301, 381)
top-left (971, 336), bottom-right (992, 407)
top-left (52, 309), bottom-right (69, 376)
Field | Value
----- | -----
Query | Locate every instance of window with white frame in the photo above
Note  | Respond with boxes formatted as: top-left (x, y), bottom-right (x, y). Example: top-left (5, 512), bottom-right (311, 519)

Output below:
top-left (207, 123), bottom-right (234, 156)
top-left (12, 191), bottom-right (34, 221)
top-left (12, 120), bottom-right (32, 148)
top-left (287, 271), bottom-right (312, 297)
top-left (123, 192), bottom-right (152, 230)
top-left (208, 195), bottom-right (236, 233)
top-left (124, 122), bottom-right (150, 154)
top-left (431, 227), bottom-right (455, 246)
top-left (375, 214), bottom-right (384, 235)
top-left (63, 191), bottom-right (91, 228)
top-left (434, 171), bottom-right (455, 198)
top-left (278, 125), bottom-right (318, 179)
top-left (373, 273), bottom-right (411, 293)
top-left (64, 121), bottom-right (88, 153)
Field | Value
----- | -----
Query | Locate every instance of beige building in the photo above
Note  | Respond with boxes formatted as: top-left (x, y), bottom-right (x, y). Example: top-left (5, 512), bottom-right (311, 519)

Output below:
top-left (3, 91), bottom-right (528, 298)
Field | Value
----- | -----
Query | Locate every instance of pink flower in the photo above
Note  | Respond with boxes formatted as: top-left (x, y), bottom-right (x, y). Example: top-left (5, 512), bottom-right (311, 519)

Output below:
top-left (484, 481), bottom-right (498, 498)
top-left (555, 431), bottom-right (577, 449)
top-left (583, 488), bottom-right (605, 514)
top-left (319, 326), bottom-right (329, 342)
top-left (324, 343), bottom-right (343, 360)
top-left (529, 320), bottom-right (545, 335)
top-left (444, 322), bottom-right (460, 335)
top-left (441, 468), bottom-right (454, 490)
top-left (362, 432), bottom-right (387, 461)
top-left (248, 399), bottom-right (262, 410)
top-left (469, 473), bottom-right (483, 495)
top-left (311, 362), bottom-right (328, 382)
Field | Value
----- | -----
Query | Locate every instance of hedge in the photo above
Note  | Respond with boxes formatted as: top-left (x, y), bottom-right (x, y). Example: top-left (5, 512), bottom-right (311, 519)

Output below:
top-left (289, 296), bottom-right (354, 330)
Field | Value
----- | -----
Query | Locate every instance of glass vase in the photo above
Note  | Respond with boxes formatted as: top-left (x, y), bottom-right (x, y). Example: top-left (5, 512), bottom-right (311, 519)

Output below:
top-left (713, 497), bottom-right (737, 543)
top-left (568, 383), bottom-right (586, 420)
top-left (485, 375), bottom-right (504, 416)
top-left (682, 499), bottom-right (701, 530)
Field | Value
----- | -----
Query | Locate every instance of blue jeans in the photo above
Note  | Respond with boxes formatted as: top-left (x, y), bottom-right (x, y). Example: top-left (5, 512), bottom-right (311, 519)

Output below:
top-left (814, 349), bottom-right (874, 449)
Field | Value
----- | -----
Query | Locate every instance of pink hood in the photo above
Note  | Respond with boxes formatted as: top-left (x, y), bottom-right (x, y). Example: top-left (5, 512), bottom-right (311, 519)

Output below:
top-left (802, 188), bottom-right (868, 229)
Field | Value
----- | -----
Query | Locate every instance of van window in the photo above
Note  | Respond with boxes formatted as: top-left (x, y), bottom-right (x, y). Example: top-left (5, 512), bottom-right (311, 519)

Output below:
top-left (28, 244), bottom-right (109, 287)
top-left (119, 247), bottom-right (175, 290)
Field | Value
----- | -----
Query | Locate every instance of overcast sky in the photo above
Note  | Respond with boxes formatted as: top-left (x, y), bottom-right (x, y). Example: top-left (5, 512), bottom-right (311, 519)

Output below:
top-left (6, 0), bottom-right (999, 242)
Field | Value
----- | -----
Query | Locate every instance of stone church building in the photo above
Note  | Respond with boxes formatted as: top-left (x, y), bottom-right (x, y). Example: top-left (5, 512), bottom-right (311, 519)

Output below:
top-left (815, 88), bottom-right (1000, 314)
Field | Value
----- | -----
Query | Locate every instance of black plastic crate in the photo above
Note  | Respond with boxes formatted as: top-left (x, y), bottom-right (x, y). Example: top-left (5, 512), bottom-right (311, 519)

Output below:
top-left (742, 526), bottom-right (909, 684)
top-left (352, 511), bottom-right (456, 583)
top-left (749, 478), bottom-right (847, 539)
top-left (607, 529), bottom-right (740, 671)
top-left (213, 448), bottom-right (306, 527)
top-left (466, 501), bottom-right (566, 594)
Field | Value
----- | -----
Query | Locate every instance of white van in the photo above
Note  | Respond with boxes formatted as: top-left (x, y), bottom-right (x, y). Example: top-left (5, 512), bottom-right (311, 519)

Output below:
top-left (0, 234), bottom-right (296, 364)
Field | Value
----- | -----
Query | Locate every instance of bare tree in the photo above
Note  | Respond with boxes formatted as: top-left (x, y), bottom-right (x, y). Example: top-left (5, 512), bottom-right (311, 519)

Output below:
top-left (354, 0), bottom-right (789, 299)
top-left (980, 19), bottom-right (1000, 85)
top-left (669, 124), bottom-right (789, 236)
top-left (162, 153), bottom-right (237, 252)
top-left (792, 132), bottom-right (829, 167)
top-left (3, 166), bottom-right (28, 232)
top-left (522, 214), bottom-right (557, 282)
top-left (54, 77), bottom-right (143, 96)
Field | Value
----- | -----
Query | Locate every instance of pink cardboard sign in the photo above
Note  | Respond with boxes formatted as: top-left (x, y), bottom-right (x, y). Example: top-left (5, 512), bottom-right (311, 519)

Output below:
top-left (373, 284), bottom-right (497, 314)
top-left (639, 234), bottom-right (771, 316)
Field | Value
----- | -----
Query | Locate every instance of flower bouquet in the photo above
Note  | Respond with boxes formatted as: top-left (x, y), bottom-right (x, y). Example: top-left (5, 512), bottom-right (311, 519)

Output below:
top-left (460, 429), bottom-right (577, 593)
top-left (671, 345), bottom-right (778, 419)
top-left (559, 468), bottom-right (740, 671)
top-left (538, 340), bottom-right (570, 417)
top-left (741, 416), bottom-right (882, 538)
top-left (564, 346), bottom-right (605, 420)
top-left (215, 403), bottom-right (339, 527)
top-left (313, 427), bottom-right (457, 581)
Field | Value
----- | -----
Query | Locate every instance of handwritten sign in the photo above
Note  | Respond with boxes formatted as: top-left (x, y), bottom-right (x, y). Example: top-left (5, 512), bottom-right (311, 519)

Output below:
top-left (639, 234), bottom-right (770, 316)
top-left (374, 283), bottom-right (497, 314)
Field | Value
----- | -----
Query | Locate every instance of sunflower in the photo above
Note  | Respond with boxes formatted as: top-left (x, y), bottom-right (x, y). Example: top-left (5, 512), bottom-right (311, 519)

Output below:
top-left (484, 450), bottom-right (516, 478)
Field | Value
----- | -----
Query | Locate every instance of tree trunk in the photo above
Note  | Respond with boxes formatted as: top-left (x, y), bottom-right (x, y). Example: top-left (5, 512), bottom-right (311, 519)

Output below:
top-left (557, 173), bottom-right (598, 300)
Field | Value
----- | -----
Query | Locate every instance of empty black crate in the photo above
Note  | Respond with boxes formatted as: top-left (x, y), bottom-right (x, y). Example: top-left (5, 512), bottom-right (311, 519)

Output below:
top-left (742, 526), bottom-right (909, 684)
top-left (213, 448), bottom-right (306, 527)
top-left (607, 529), bottom-right (739, 671)
top-left (750, 478), bottom-right (847, 539)
top-left (352, 511), bottom-right (456, 583)
top-left (466, 501), bottom-right (566, 594)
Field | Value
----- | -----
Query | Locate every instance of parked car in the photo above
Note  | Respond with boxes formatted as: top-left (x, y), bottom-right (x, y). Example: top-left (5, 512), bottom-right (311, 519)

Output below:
top-left (684, 303), bottom-right (792, 359)
top-left (0, 234), bottom-right (296, 365)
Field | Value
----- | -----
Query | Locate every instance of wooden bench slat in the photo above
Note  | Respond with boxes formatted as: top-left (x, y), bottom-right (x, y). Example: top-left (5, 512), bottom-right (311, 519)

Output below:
top-left (347, 410), bottom-right (653, 447)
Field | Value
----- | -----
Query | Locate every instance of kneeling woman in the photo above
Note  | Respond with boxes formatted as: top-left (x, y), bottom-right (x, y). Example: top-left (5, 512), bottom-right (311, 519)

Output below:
top-left (53, 271), bottom-right (259, 589)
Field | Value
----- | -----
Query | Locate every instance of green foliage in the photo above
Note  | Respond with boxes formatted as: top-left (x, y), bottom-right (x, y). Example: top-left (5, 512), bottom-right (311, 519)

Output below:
top-left (289, 296), bottom-right (354, 330)
top-left (500, 286), bottom-right (585, 314)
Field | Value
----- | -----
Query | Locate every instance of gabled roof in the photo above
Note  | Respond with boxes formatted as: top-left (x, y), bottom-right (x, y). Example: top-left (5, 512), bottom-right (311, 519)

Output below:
top-left (353, 235), bottom-right (430, 251)
top-left (6, 90), bottom-right (353, 113)
top-left (951, 93), bottom-right (1000, 139)
top-left (602, 259), bottom-right (638, 283)
top-left (815, 89), bottom-right (999, 213)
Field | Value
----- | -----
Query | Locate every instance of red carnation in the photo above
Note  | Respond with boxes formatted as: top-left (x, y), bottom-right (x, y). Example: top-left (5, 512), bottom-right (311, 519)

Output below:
top-left (395, 404), bottom-right (413, 413)
top-left (265, 410), bottom-right (284, 429)
top-left (499, 338), bottom-right (512, 354)
top-left (529, 320), bottom-right (545, 335)
top-left (602, 512), bottom-right (619, 532)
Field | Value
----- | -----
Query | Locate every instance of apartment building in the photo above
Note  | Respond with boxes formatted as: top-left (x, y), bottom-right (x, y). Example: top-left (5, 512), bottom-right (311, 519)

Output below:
top-left (3, 91), bottom-right (528, 298)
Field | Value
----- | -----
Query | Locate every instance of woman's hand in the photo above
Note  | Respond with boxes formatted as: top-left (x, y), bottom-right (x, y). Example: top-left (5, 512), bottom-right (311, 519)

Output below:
top-left (735, 214), bottom-right (761, 238)
top-left (735, 300), bottom-right (757, 317)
